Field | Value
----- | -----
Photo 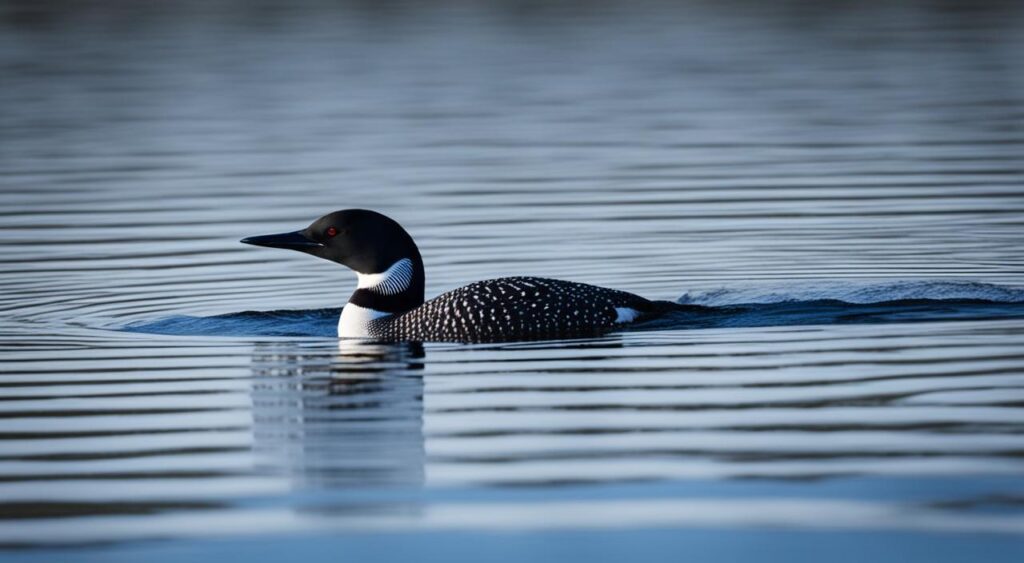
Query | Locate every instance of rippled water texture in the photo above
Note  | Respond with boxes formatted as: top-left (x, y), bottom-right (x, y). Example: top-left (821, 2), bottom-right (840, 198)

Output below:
top-left (2, 1), bottom-right (1024, 561)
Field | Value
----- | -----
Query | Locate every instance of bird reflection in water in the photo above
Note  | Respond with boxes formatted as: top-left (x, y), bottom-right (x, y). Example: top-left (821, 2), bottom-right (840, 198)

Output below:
top-left (249, 340), bottom-right (426, 517)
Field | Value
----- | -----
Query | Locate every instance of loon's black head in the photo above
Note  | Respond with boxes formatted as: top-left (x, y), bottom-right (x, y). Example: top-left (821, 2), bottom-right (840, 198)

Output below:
top-left (241, 209), bottom-right (422, 277)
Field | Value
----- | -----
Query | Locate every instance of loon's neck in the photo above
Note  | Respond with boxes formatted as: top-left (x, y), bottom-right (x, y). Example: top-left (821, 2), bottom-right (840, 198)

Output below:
top-left (338, 257), bottom-right (425, 338)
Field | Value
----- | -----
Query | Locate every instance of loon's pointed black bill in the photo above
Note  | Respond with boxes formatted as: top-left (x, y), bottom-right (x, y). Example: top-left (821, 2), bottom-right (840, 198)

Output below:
top-left (240, 230), bottom-right (322, 250)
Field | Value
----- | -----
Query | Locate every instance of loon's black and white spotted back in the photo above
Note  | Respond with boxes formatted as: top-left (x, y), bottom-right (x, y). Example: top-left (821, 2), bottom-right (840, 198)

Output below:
top-left (241, 209), bottom-right (677, 343)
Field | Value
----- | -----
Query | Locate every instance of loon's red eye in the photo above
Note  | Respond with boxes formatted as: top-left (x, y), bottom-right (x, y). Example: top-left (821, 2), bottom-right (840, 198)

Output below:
top-left (326, 226), bottom-right (338, 237)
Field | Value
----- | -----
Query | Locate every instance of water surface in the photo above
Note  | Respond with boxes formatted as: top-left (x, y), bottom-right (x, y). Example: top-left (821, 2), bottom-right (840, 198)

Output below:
top-left (2, 1), bottom-right (1024, 561)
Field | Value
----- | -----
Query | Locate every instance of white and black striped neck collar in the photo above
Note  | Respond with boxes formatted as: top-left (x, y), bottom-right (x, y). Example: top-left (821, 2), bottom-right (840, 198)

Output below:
top-left (347, 257), bottom-right (425, 315)
top-left (356, 258), bottom-right (415, 295)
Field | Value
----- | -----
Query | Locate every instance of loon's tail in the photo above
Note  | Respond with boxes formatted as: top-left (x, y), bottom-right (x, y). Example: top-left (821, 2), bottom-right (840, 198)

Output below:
top-left (631, 299), bottom-right (722, 330)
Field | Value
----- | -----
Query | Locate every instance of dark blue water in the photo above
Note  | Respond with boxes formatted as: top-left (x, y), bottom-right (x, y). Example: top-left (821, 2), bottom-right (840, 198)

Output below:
top-left (3, 1), bottom-right (1024, 561)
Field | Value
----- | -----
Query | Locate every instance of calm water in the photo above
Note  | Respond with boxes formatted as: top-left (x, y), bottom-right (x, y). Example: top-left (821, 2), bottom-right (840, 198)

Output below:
top-left (2, 1), bottom-right (1024, 561)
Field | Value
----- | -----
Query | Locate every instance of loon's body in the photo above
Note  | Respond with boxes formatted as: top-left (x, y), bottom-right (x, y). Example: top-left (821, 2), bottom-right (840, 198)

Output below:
top-left (348, 273), bottom-right (660, 343)
top-left (242, 209), bottom-right (675, 343)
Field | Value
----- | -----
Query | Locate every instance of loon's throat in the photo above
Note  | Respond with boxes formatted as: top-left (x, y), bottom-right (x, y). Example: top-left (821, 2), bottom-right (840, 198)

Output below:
top-left (340, 257), bottom-right (424, 338)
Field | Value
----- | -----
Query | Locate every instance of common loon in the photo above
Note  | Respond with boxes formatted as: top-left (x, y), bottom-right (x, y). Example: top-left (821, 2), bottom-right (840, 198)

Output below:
top-left (241, 209), bottom-right (681, 343)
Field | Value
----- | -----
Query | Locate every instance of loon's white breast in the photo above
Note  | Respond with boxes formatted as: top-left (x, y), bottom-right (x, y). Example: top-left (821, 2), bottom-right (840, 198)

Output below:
top-left (338, 303), bottom-right (391, 338)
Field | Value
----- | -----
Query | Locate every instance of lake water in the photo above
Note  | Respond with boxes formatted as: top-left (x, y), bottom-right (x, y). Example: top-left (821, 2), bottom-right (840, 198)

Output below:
top-left (2, 1), bottom-right (1024, 561)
